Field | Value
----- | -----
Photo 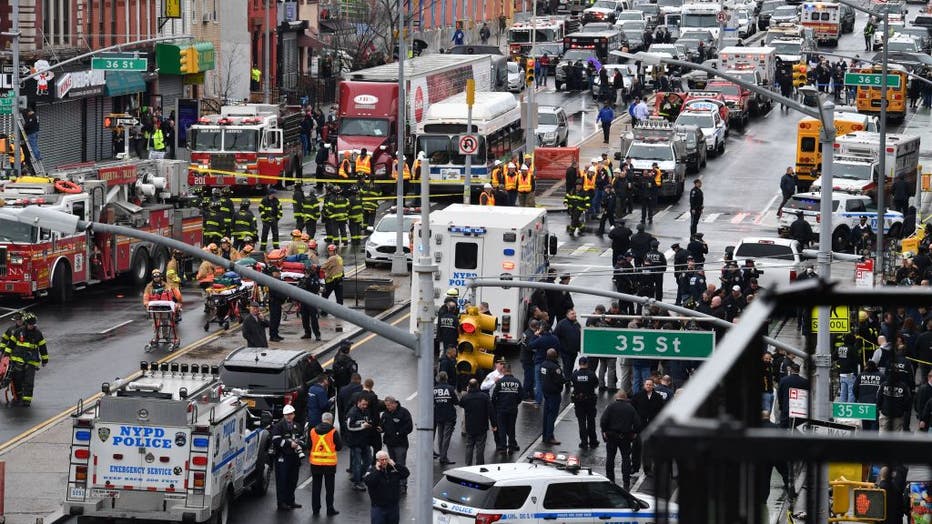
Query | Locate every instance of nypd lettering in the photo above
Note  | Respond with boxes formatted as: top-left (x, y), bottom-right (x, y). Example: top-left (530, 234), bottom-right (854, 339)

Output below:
top-left (101, 425), bottom-right (174, 449)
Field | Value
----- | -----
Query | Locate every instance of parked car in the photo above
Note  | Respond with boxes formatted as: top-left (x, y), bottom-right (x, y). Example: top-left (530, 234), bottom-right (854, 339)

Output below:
top-left (735, 8), bottom-right (756, 38)
top-left (507, 62), bottom-right (526, 92)
top-left (839, 3), bottom-right (855, 33)
top-left (898, 27), bottom-right (931, 53)
top-left (757, 0), bottom-right (786, 30)
top-left (365, 212), bottom-right (418, 266)
top-left (536, 105), bottom-right (569, 147)
top-left (770, 5), bottom-right (799, 25)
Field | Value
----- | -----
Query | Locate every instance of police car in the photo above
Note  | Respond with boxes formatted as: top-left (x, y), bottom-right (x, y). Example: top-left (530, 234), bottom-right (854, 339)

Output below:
top-left (674, 105), bottom-right (727, 156)
top-left (777, 192), bottom-right (904, 252)
top-left (432, 451), bottom-right (678, 523)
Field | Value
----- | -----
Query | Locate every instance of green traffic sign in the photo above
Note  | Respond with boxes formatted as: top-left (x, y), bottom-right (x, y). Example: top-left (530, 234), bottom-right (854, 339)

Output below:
top-left (844, 72), bottom-right (901, 89)
top-left (91, 57), bottom-right (148, 72)
top-left (0, 94), bottom-right (13, 115)
top-left (581, 328), bottom-right (715, 360)
top-left (832, 402), bottom-right (877, 420)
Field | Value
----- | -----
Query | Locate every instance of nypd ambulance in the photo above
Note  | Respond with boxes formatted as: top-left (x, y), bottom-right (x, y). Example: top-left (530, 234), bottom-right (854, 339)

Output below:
top-left (433, 451), bottom-right (679, 523)
top-left (64, 362), bottom-right (271, 522)
top-left (411, 204), bottom-right (556, 346)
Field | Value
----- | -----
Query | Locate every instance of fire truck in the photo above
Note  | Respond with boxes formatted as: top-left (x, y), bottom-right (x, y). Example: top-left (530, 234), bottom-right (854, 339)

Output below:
top-left (0, 160), bottom-right (202, 302)
top-left (187, 103), bottom-right (304, 188)
top-left (507, 17), bottom-right (579, 58)
top-left (64, 363), bottom-right (272, 522)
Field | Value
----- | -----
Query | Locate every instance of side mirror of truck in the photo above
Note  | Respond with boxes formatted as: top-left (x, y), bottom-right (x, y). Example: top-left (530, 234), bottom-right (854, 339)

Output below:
top-left (260, 410), bottom-right (273, 428)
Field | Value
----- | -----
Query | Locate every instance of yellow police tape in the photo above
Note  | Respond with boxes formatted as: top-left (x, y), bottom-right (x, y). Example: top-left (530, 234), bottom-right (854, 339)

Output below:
top-left (189, 166), bottom-right (492, 185)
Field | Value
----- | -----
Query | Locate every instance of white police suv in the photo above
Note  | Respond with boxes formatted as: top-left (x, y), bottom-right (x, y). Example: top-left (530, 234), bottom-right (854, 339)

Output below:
top-left (433, 451), bottom-right (678, 523)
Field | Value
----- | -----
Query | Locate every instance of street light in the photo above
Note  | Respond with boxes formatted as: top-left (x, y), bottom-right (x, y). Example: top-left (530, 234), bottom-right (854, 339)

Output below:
top-left (391, 0), bottom-right (409, 276)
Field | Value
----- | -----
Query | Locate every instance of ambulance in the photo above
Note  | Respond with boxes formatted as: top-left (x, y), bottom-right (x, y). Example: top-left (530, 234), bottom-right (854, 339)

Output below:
top-left (410, 204), bottom-right (556, 347)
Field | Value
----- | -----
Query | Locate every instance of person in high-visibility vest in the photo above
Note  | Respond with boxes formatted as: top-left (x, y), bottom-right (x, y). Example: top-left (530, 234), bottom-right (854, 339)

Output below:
top-left (517, 164), bottom-right (535, 207)
top-left (523, 153), bottom-right (534, 177)
top-left (308, 412), bottom-right (342, 516)
top-left (503, 162), bottom-right (519, 206)
top-left (489, 159), bottom-right (504, 187)
top-left (347, 189), bottom-right (365, 245)
top-left (582, 165), bottom-right (597, 219)
top-left (250, 65), bottom-right (262, 91)
top-left (355, 148), bottom-right (372, 177)
top-left (338, 151), bottom-right (353, 179)
top-left (479, 183), bottom-right (496, 205)
top-left (358, 175), bottom-right (380, 228)
top-left (391, 156), bottom-right (411, 196)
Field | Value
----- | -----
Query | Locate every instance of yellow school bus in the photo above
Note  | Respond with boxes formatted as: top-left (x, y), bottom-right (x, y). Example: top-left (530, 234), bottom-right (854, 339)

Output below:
top-left (854, 63), bottom-right (908, 123)
top-left (794, 112), bottom-right (878, 185)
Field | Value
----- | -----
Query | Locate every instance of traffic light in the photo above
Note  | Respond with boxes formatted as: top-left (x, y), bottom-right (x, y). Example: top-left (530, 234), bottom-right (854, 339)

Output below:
top-left (526, 58), bottom-right (535, 87)
top-left (852, 489), bottom-right (885, 520)
top-left (179, 46), bottom-right (199, 74)
top-left (793, 63), bottom-right (808, 88)
top-left (456, 306), bottom-right (498, 376)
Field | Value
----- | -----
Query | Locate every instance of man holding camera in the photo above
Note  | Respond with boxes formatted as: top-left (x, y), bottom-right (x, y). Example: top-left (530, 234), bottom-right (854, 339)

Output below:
top-left (271, 404), bottom-right (303, 510)
top-left (365, 450), bottom-right (410, 524)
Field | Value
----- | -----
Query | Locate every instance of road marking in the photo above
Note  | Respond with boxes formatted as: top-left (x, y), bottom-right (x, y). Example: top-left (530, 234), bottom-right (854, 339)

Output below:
top-left (761, 192), bottom-right (780, 216)
top-left (98, 319), bottom-right (133, 334)
top-left (0, 304), bottom-right (36, 320)
top-left (516, 400), bottom-right (578, 463)
top-left (600, 248), bottom-right (614, 257)
top-left (753, 212), bottom-right (767, 225)
top-left (319, 313), bottom-right (412, 369)
top-left (731, 212), bottom-right (750, 224)
top-left (653, 205), bottom-right (672, 220)
top-left (557, 240), bottom-right (566, 249)
top-left (702, 212), bottom-right (721, 223)
top-left (675, 212), bottom-right (689, 222)
top-left (405, 391), bottom-right (418, 401)
top-left (570, 243), bottom-right (593, 257)
top-left (297, 475), bottom-right (314, 490)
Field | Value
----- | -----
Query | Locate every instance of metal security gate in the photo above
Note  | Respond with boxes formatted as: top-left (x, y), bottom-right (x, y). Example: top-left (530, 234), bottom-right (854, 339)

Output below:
top-left (85, 97), bottom-right (114, 161)
top-left (37, 99), bottom-right (83, 169)
top-left (281, 33), bottom-right (299, 91)
top-left (158, 76), bottom-right (183, 117)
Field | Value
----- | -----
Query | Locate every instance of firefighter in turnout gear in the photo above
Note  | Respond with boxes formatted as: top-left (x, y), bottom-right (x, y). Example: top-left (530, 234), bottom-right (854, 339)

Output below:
top-left (293, 185), bottom-right (309, 233)
top-left (338, 151), bottom-right (353, 179)
top-left (215, 188), bottom-right (236, 238)
top-left (202, 201), bottom-right (225, 247)
top-left (304, 189), bottom-right (321, 238)
top-left (358, 175), bottom-right (380, 228)
top-left (324, 187), bottom-right (349, 246)
top-left (565, 180), bottom-right (590, 237)
top-left (1, 313), bottom-right (24, 355)
top-left (259, 190), bottom-right (283, 250)
top-left (347, 188), bottom-right (365, 245)
top-left (232, 200), bottom-right (258, 250)
top-left (287, 229), bottom-right (309, 256)
top-left (5, 312), bottom-right (48, 407)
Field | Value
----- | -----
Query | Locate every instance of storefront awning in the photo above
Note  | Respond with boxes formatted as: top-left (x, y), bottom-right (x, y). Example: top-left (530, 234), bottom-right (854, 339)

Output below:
top-left (298, 33), bottom-right (326, 49)
top-left (105, 71), bottom-right (147, 97)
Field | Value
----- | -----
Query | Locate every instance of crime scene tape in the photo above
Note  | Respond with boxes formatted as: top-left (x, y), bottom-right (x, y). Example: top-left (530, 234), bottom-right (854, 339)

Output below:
top-left (189, 166), bottom-right (494, 185)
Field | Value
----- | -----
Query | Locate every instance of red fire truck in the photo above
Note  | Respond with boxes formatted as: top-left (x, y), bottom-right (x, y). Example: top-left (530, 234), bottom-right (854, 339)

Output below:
top-left (0, 160), bottom-right (202, 302)
top-left (187, 103), bottom-right (304, 188)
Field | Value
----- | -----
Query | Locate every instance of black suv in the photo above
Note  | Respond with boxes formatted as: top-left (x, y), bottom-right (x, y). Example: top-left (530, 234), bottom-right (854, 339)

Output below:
top-left (219, 346), bottom-right (330, 427)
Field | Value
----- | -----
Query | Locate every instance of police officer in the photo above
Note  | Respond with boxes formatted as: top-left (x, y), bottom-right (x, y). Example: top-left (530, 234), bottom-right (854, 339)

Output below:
top-left (789, 211), bottom-right (814, 247)
top-left (5, 312), bottom-right (47, 407)
top-left (232, 199), bottom-right (257, 250)
top-left (600, 391), bottom-right (641, 490)
top-left (259, 189), bottom-right (282, 250)
top-left (571, 356), bottom-right (600, 449)
top-left (613, 251), bottom-right (637, 315)
top-left (347, 187), bottom-right (365, 245)
top-left (202, 200), bottom-right (225, 247)
top-left (671, 243), bottom-right (689, 305)
top-left (436, 294), bottom-right (461, 356)
top-left (300, 263), bottom-right (322, 341)
top-left (490, 362), bottom-right (522, 454)
top-left (433, 371), bottom-right (459, 465)
top-left (643, 239), bottom-right (667, 301)
top-left (689, 178), bottom-right (704, 238)
top-left (541, 348), bottom-right (566, 445)
top-left (629, 223), bottom-right (654, 267)
top-left (608, 219), bottom-right (631, 267)
top-left (270, 404), bottom-right (303, 510)
top-left (687, 232), bottom-right (708, 266)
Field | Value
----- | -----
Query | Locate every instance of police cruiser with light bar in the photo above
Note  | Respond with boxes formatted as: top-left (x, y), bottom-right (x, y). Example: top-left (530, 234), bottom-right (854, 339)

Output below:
top-left (433, 450), bottom-right (679, 523)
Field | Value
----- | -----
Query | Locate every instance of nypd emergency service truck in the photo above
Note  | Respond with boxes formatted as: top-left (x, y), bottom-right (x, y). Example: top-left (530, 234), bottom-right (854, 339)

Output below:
top-left (64, 363), bottom-right (271, 522)
top-left (411, 204), bottom-right (556, 346)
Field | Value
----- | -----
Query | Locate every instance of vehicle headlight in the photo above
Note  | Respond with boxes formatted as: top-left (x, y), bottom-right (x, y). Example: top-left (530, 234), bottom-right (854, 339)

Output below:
top-left (366, 239), bottom-right (376, 249)
top-left (9, 254), bottom-right (24, 265)
top-left (324, 164), bottom-right (336, 174)
top-left (374, 165), bottom-right (387, 176)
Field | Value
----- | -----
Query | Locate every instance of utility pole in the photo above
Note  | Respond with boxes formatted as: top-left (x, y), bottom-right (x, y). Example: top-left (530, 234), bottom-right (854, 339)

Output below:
top-left (524, 5), bottom-right (536, 157)
top-left (264, 0), bottom-right (271, 104)
top-left (391, 0), bottom-right (409, 276)
top-left (11, 0), bottom-right (21, 177)
top-left (413, 155), bottom-right (436, 524)
top-left (875, 11), bottom-right (889, 281)
top-left (463, 79), bottom-right (475, 204)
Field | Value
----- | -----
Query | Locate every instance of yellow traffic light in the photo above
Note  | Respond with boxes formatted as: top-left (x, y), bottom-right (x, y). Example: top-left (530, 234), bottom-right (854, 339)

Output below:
top-left (832, 485), bottom-right (850, 515)
top-left (456, 306), bottom-right (498, 376)
top-left (179, 46), bottom-right (199, 74)
top-left (793, 63), bottom-right (808, 88)
top-left (526, 58), bottom-right (535, 87)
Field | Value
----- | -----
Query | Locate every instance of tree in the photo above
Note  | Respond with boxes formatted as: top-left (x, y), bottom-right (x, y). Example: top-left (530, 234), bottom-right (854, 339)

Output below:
top-left (211, 41), bottom-right (249, 103)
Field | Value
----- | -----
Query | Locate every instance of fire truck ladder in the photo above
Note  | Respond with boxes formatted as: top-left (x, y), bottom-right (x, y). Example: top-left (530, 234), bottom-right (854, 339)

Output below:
top-left (14, 110), bottom-right (47, 177)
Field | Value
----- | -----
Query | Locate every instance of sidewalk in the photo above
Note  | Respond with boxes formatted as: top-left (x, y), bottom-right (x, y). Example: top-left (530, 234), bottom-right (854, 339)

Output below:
top-left (0, 264), bottom-right (411, 524)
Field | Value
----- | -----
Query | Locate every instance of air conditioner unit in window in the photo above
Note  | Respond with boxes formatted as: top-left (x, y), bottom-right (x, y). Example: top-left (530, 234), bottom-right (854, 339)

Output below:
top-left (202, 12), bottom-right (212, 23)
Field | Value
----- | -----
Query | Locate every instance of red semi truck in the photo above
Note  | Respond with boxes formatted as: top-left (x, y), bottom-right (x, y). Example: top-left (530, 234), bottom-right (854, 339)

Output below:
top-left (323, 54), bottom-right (504, 183)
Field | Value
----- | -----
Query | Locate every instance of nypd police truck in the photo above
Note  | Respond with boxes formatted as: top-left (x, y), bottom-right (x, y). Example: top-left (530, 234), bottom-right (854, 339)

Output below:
top-left (411, 204), bottom-right (556, 347)
top-left (64, 362), bottom-right (271, 522)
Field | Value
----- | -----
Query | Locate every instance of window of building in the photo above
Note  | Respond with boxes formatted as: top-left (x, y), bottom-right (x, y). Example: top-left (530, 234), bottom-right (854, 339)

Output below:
top-left (43, 0), bottom-right (74, 46)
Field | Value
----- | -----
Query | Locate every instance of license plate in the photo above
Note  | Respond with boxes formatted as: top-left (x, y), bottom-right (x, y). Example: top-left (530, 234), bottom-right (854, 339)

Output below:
top-left (91, 489), bottom-right (120, 498)
top-left (870, 99), bottom-right (882, 107)
top-left (244, 399), bottom-right (256, 408)
top-left (69, 487), bottom-right (86, 499)
top-left (436, 513), bottom-right (451, 524)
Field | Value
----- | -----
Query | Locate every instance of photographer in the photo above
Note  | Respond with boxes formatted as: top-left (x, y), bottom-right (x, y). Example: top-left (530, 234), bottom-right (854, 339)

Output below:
top-left (270, 404), bottom-right (304, 510)
top-left (364, 450), bottom-right (410, 524)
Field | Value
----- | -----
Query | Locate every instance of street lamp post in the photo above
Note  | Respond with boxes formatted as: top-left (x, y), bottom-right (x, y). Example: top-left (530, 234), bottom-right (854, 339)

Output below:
top-left (391, 0), bottom-right (409, 276)
top-left (264, 0), bottom-right (271, 104)
top-left (11, 0), bottom-right (21, 177)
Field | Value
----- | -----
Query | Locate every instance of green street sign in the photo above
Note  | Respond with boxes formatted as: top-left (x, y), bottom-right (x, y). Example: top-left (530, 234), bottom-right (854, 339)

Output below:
top-left (581, 328), bottom-right (715, 360)
top-left (844, 72), bottom-right (901, 89)
top-left (0, 94), bottom-right (13, 115)
top-left (832, 402), bottom-right (877, 420)
top-left (91, 57), bottom-right (148, 71)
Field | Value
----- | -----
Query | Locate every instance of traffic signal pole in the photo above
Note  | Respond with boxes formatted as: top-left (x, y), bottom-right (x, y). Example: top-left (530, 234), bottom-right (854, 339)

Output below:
top-left (391, 0), bottom-right (409, 276)
top-left (464, 79), bottom-right (475, 204)
top-left (876, 11), bottom-right (889, 281)
top-left (11, 0), bottom-right (21, 177)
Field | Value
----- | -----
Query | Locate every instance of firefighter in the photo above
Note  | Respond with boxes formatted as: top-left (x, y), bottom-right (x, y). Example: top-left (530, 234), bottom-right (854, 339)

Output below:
top-left (329, 187), bottom-right (350, 246)
top-left (338, 151), bottom-right (353, 179)
top-left (293, 184), bottom-right (308, 233)
top-left (358, 175), bottom-right (380, 228)
top-left (503, 162), bottom-right (519, 205)
top-left (322, 187), bottom-right (337, 245)
top-left (355, 148), bottom-right (372, 178)
top-left (479, 183), bottom-right (496, 205)
top-left (202, 200), bottom-right (225, 247)
top-left (196, 244), bottom-right (219, 290)
top-left (5, 312), bottom-right (48, 407)
top-left (517, 164), bottom-right (535, 207)
top-left (287, 229), bottom-right (308, 256)
top-left (582, 165), bottom-right (597, 219)
top-left (232, 199), bottom-right (258, 250)
top-left (305, 189), bottom-right (321, 238)
top-left (219, 237), bottom-right (241, 261)
top-left (216, 188), bottom-right (236, 237)
top-left (565, 179), bottom-right (589, 237)
top-left (1, 313), bottom-right (24, 354)
top-left (259, 189), bottom-right (283, 250)
top-left (321, 244), bottom-right (345, 308)
top-left (347, 187), bottom-right (365, 245)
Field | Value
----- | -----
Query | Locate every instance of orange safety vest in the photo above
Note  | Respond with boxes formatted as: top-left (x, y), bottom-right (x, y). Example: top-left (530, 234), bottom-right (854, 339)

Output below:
top-left (653, 168), bottom-right (663, 187)
top-left (355, 155), bottom-right (372, 175)
top-left (308, 428), bottom-right (338, 466)
top-left (411, 159), bottom-right (421, 179)
top-left (338, 159), bottom-right (352, 179)
top-left (504, 171), bottom-right (518, 191)
top-left (582, 172), bottom-right (596, 191)
top-left (517, 172), bottom-right (533, 193)
top-left (391, 160), bottom-right (411, 180)
top-left (490, 166), bottom-right (504, 186)
top-left (479, 191), bottom-right (495, 205)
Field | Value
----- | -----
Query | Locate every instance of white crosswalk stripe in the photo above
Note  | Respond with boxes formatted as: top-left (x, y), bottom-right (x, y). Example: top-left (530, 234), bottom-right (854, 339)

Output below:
top-left (600, 248), bottom-right (614, 257)
top-left (702, 212), bottom-right (722, 223)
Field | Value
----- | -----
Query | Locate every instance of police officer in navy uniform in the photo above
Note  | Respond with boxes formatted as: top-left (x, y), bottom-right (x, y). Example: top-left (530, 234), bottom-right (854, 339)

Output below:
top-left (572, 356), bottom-right (600, 449)
top-left (270, 404), bottom-right (303, 510)
top-left (491, 362), bottom-right (523, 454)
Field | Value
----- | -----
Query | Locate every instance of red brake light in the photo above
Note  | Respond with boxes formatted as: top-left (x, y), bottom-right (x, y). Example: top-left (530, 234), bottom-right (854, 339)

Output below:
top-left (816, 213), bottom-right (821, 223)
top-left (192, 456), bottom-right (208, 466)
top-left (475, 513), bottom-right (503, 524)
top-left (790, 270), bottom-right (798, 282)
top-left (74, 449), bottom-right (90, 460)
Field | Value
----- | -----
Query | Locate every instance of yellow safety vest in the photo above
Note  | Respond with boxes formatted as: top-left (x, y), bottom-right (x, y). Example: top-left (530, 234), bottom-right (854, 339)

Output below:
top-left (338, 159), bottom-right (352, 179)
top-left (504, 171), bottom-right (518, 191)
top-left (251, 68), bottom-right (261, 82)
top-left (411, 159), bottom-right (421, 179)
top-left (653, 168), bottom-right (663, 187)
top-left (582, 172), bottom-right (596, 191)
top-left (308, 428), bottom-right (338, 466)
top-left (490, 166), bottom-right (504, 186)
top-left (392, 160), bottom-right (411, 180)
top-left (517, 172), bottom-right (533, 193)
top-left (479, 191), bottom-right (495, 205)
top-left (152, 129), bottom-right (165, 151)
top-left (355, 156), bottom-right (371, 175)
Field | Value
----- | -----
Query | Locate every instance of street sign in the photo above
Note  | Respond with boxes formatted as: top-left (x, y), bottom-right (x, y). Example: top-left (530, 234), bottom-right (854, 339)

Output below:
top-left (0, 91), bottom-right (14, 116)
top-left (794, 418), bottom-right (858, 436)
top-left (788, 387), bottom-right (808, 419)
top-left (810, 304), bottom-right (849, 333)
top-left (717, 10), bottom-right (728, 23)
top-left (832, 402), bottom-right (877, 420)
top-left (855, 259), bottom-right (874, 288)
top-left (91, 57), bottom-right (148, 72)
top-left (581, 328), bottom-right (715, 360)
top-left (844, 72), bottom-right (902, 89)
top-left (458, 134), bottom-right (479, 155)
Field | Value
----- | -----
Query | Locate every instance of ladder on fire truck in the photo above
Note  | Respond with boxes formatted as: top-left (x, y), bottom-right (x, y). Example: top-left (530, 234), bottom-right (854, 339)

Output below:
top-left (0, 109), bottom-right (47, 177)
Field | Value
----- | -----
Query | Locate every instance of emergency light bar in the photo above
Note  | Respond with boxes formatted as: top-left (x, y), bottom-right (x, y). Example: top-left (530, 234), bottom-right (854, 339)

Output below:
top-left (529, 450), bottom-right (582, 471)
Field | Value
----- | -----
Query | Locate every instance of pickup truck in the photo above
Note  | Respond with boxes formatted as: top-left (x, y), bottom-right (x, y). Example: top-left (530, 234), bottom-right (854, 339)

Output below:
top-left (723, 237), bottom-right (804, 291)
top-left (706, 80), bottom-right (750, 128)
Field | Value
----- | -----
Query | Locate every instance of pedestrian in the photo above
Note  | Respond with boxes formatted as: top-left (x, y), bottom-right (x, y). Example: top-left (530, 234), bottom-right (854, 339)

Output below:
top-left (554, 309), bottom-right (582, 377)
top-left (631, 378), bottom-right (665, 476)
top-left (878, 367), bottom-right (911, 433)
top-left (541, 348), bottom-right (566, 445)
top-left (490, 362), bottom-right (522, 454)
top-left (639, 168), bottom-right (659, 224)
top-left (877, 466), bottom-right (908, 524)
top-left (776, 167), bottom-right (796, 218)
top-left (452, 22), bottom-right (465, 46)
top-left (864, 18), bottom-right (875, 51)
top-left (689, 178), bottom-right (703, 237)
top-left (460, 379), bottom-right (496, 465)
top-left (308, 411), bottom-right (341, 516)
top-left (433, 371), bottom-right (459, 465)
top-left (378, 396), bottom-right (413, 494)
top-left (337, 373), bottom-right (363, 429)
top-left (596, 101), bottom-right (615, 144)
top-left (479, 22), bottom-right (491, 44)
top-left (251, 64), bottom-right (262, 91)
top-left (345, 396), bottom-right (375, 491)
top-left (259, 189), bottom-right (282, 250)
top-left (634, 97), bottom-right (650, 123)
top-left (352, 378), bottom-right (384, 462)
top-left (777, 361), bottom-right (809, 428)
top-left (364, 450), bottom-right (410, 524)
top-left (571, 356), bottom-right (600, 449)
top-left (835, 334), bottom-right (860, 403)
top-left (321, 244), bottom-right (344, 308)
top-left (539, 53), bottom-right (551, 87)
top-left (517, 164), bottom-right (535, 207)
top-left (331, 342), bottom-right (358, 393)
top-left (789, 211), bottom-right (814, 247)
top-left (241, 301), bottom-right (269, 348)
top-left (600, 390), bottom-right (641, 490)
top-left (270, 404), bottom-right (303, 510)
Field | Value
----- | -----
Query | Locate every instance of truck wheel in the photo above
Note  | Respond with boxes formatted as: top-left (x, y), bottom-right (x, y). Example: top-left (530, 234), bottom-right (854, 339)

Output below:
top-left (50, 262), bottom-right (73, 304)
top-left (832, 227), bottom-right (850, 252)
top-left (151, 247), bottom-right (170, 275)
top-left (130, 248), bottom-right (150, 288)
top-left (209, 490), bottom-right (231, 524)
top-left (675, 180), bottom-right (685, 200)
top-left (250, 437), bottom-right (272, 496)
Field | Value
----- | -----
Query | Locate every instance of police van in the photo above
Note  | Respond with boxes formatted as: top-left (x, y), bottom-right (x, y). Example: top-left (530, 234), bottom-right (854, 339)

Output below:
top-left (433, 451), bottom-right (679, 523)
top-left (64, 362), bottom-right (271, 522)
top-left (411, 204), bottom-right (556, 346)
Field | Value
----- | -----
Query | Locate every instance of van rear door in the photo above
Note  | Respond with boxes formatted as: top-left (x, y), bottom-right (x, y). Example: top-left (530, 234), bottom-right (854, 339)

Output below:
top-left (447, 234), bottom-right (484, 307)
top-left (91, 421), bottom-right (190, 493)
